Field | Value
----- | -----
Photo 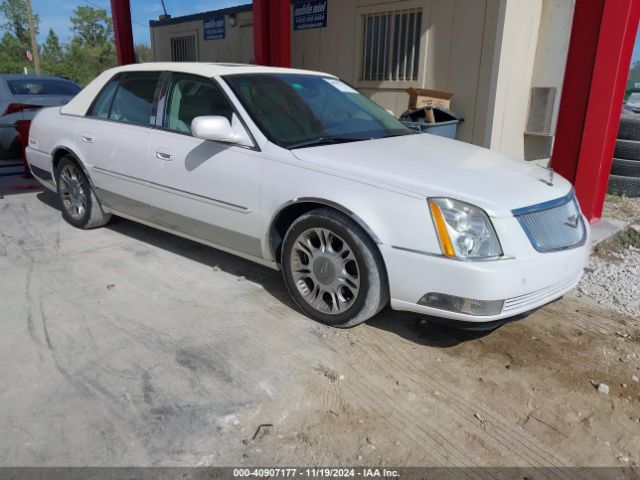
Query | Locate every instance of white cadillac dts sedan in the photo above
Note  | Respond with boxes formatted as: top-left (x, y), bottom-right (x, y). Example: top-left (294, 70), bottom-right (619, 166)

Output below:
top-left (26, 63), bottom-right (590, 328)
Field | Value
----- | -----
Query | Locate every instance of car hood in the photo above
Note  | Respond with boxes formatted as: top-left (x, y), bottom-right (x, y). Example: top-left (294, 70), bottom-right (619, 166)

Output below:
top-left (291, 133), bottom-right (573, 218)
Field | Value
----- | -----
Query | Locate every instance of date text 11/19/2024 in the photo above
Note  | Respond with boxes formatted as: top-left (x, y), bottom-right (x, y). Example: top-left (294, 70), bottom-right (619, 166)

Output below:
top-left (233, 468), bottom-right (400, 478)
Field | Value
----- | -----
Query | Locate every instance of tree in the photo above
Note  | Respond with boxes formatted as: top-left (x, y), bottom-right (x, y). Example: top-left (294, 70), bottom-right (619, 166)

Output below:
top-left (0, 0), bottom-right (40, 73)
top-left (627, 60), bottom-right (640, 91)
top-left (0, 31), bottom-right (26, 73)
top-left (70, 5), bottom-right (112, 47)
top-left (0, 0), bottom-right (38, 48)
top-left (135, 43), bottom-right (152, 63)
top-left (67, 5), bottom-right (115, 84)
top-left (41, 28), bottom-right (65, 76)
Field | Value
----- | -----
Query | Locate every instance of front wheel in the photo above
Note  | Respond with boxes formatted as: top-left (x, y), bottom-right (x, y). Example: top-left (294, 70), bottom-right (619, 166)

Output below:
top-left (281, 208), bottom-right (388, 327)
top-left (55, 156), bottom-right (111, 229)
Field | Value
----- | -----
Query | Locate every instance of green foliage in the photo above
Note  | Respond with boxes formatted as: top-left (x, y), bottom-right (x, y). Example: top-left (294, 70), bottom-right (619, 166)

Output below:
top-left (0, 1), bottom-right (153, 85)
top-left (135, 43), bottom-right (152, 63)
top-left (627, 60), bottom-right (640, 91)
top-left (0, 30), bottom-right (27, 73)
top-left (41, 28), bottom-right (65, 76)
top-left (0, 0), bottom-right (37, 47)
top-left (70, 5), bottom-right (112, 47)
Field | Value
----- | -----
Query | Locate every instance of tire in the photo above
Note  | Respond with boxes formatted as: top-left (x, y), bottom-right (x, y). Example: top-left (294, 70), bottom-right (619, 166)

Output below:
top-left (617, 114), bottom-right (640, 141)
top-left (613, 139), bottom-right (640, 161)
top-left (281, 207), bottom-right (389, 328)
top-left (611, 158), bottom-right (640, 176)
top-left (608, 174), bottom-right (640, 197)
top-left (55, 156), bottom-right (111, 229)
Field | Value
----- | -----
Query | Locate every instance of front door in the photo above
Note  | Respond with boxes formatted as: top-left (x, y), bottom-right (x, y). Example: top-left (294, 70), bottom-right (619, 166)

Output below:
top-left (146, 73), bottom-right (264, 259)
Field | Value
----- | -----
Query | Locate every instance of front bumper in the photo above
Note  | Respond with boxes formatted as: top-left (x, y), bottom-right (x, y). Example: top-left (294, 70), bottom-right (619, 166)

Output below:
top-left (381, 229), bottom-right (590, 323)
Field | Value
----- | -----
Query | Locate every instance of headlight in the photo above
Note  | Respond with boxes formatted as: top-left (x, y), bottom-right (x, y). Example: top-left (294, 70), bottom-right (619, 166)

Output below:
top-left (428, 198), bottom-right (502, 259)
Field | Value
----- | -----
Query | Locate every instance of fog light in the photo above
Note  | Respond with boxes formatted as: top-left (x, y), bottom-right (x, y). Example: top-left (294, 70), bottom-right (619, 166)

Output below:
top-left (418, 293), bottom-right (504, 316)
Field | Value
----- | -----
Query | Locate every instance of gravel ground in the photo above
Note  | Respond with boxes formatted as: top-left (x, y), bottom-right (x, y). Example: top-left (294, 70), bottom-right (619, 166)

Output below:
top-left (576, 195), bottom-right (640, 319)
top-left (577, 241), bottom-right (640, 318)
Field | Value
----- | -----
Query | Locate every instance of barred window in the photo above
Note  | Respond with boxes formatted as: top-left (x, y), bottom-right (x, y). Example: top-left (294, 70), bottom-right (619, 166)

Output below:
top-left (171, 35), bottom-right (197, 62)
top-left (361, 9), bottom-right (422, 82)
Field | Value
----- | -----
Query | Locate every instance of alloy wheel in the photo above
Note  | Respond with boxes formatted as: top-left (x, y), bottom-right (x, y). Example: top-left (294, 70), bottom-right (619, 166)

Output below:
top-left (289, 227), bottom-right (361, 314)
top-left (58, 164), bottom-right (87, 221)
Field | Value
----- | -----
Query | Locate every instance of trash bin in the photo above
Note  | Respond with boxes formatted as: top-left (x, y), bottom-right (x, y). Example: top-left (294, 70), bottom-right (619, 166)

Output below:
top-left (399, 107), bottom-right (464, 139)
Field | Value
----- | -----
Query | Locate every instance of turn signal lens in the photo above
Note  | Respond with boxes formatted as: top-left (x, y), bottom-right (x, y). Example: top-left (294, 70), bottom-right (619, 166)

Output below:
top-left (428, 198), bottom-right (503, 259)
top-left (429, 201), bottom-right (455, 256)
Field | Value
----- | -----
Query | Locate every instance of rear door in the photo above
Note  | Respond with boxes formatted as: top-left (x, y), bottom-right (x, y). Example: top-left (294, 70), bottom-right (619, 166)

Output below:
top-left (145, 72), bottom-right (264, 259)
top-left (80, 71), bottom-right (162, 218)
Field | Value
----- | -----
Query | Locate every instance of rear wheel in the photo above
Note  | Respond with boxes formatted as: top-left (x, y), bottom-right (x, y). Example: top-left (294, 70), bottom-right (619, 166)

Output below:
top-left (55, 156), bottom-right (111, 229)
top-left (281, 208), bottom-right (388, 328)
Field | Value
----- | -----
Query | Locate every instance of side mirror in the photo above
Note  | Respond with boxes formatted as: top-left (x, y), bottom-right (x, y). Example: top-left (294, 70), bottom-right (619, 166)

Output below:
top-left (191, 116), bottom-right (236, 142)
top-left (191, 114), bottom-right (254, 147)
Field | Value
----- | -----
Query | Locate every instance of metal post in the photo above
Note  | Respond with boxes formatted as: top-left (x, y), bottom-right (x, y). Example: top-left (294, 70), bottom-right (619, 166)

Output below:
top-left (551, 0), bottom-right (640, 222)
top-left (252, 0), bottom-right (290, 67)
top-left (269, 0), bottom-right (291, 68)
top-left (24, 0), bottom-right (40, 75)
top-left (110, 0), bottom-right (136, 65)
top-left (253, 0), bottom-right (270, 65)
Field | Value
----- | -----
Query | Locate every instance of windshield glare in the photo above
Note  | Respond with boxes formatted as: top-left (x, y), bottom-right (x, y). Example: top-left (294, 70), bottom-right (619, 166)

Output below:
top-left (223, 73), bottom-right (412, 148)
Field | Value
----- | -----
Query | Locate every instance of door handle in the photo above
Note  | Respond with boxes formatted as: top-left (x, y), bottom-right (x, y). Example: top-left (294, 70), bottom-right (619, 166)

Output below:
top-left (156, 151), bottom-right (174, 161)
top-left (81, 135), bottom-right (94, 143)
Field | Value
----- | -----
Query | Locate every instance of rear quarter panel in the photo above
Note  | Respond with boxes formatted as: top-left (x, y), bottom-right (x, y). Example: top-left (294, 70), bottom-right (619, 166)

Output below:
top-left (27, 107), bottom-right (82, 179)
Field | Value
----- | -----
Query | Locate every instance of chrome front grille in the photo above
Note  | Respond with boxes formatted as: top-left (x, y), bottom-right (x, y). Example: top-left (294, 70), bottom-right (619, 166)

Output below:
top-left (512, 191), bottom-right (586, 253)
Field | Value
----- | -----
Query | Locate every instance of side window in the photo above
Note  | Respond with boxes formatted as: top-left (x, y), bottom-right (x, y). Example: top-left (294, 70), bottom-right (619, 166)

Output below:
top-left (163, 73), bottom-right (233, 134)
top-left (87, 75), bottom-right (120, 119)
top-left (108, 72), bottom-right (161, 126)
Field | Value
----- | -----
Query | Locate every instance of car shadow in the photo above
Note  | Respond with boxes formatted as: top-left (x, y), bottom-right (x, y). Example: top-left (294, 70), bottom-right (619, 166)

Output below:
top-left (36, 189), bottom-right (502, 348)
top-left (366, 308), bottom-right (498, 347)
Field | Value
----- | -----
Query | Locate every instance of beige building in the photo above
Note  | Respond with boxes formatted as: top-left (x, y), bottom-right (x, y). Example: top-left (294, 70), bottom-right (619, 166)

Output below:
top-left (149, 0), bottom-right (575, 160)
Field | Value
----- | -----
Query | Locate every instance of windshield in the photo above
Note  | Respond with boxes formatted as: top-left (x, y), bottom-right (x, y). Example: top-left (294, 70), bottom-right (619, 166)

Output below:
top-left (7, 78), bottom-right (81, 96)
top-left (223, 73), bottom-right (412, 148)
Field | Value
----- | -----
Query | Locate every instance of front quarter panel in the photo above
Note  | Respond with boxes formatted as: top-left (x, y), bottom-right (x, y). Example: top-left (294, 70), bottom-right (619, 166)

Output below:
top-left (261, 151), bottom-right (442, 261)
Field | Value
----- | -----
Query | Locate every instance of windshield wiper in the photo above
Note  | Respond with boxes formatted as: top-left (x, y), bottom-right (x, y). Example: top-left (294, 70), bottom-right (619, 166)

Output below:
top-left (287, 137), bottom-right (366, 149)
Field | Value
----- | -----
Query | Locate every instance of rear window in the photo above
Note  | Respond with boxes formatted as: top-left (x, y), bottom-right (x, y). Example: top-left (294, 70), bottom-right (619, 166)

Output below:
top-left (108, 72), bottom-right (161, 126)
top-left (7, 79), bottom-right (81, 96)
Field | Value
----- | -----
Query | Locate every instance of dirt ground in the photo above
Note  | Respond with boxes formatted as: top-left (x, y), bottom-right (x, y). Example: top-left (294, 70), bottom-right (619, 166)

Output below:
top-left (1, 183), bottom-right (639, 470)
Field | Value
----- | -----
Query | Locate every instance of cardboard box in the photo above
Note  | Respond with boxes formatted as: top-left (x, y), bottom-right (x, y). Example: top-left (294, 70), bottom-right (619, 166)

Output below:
top-left (406, 88), bottom-right (454, 110)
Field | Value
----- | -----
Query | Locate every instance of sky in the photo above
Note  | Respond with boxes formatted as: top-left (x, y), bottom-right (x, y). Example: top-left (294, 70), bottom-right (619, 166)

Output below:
top-left (32, 0), bottom-right (246, 46)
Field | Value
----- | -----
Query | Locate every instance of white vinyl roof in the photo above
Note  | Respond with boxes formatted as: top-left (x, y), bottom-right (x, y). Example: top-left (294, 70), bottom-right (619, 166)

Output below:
top-left (61, 62), bottom-right (334, 116)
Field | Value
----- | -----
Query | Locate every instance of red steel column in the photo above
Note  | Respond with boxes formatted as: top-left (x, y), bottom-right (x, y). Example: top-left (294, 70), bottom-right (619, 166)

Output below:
top-left (253, 0), bottom-right (270, 65)
top-left (551, 0), bottom-right (640, 222)
top-left (269, 0), bottom-right (291, 67)
top-left (110, 0), bottom-right (136, 65)
top-left (253, 0), bottom-right (290, 67)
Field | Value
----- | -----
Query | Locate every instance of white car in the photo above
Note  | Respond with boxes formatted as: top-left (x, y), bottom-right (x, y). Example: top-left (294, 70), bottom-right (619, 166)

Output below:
top-left (26, 63), bottom-right (590, 328)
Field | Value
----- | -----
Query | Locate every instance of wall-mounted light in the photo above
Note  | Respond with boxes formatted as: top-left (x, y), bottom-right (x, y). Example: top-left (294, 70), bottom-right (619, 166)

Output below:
top-left (229, 13), bottom-right (237, 26)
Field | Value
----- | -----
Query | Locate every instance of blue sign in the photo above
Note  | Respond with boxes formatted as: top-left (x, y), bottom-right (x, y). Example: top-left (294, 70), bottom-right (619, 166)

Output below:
top-left (204, 15), bottom-right (225, 40)
top-left (293, 0), bottom-right (327, 31)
